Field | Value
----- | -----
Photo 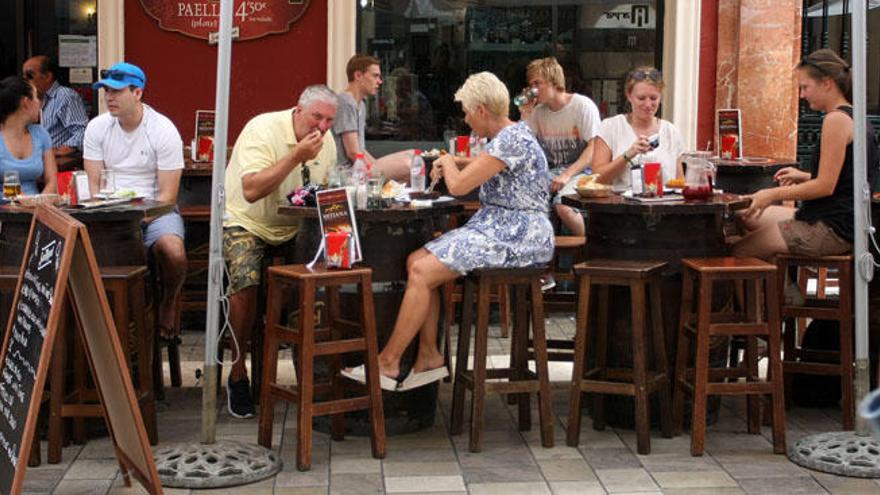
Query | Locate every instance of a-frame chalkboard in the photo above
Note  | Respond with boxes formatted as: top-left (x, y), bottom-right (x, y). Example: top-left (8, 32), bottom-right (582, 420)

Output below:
top-left (0, 205), bottom-right (161, 494)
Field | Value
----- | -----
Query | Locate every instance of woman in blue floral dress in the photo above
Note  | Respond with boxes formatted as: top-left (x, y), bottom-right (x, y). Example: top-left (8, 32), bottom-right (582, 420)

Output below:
top-left (345, 72), bottom-right (554, 391)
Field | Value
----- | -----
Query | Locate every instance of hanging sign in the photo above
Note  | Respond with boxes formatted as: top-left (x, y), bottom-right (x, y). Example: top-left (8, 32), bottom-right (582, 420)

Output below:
top-left (138, 0), bottom-right (311, 42)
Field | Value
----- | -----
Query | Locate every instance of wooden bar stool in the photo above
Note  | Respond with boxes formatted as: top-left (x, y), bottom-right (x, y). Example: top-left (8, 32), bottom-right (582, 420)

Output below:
top-left (449, 266), bottom-right (553, 452)
top-left (258, 264), bottom-right (385, 471)
top-left (672, 257), bottom-right (785, 456)
top-left (775, 253), bottom-right (854, 430)
top-left (63, 266), bottom-right (158, 460)
top-left (566, 259), bottom-right (673, 454)
top-left (543, 235), bottom-right (585, 315)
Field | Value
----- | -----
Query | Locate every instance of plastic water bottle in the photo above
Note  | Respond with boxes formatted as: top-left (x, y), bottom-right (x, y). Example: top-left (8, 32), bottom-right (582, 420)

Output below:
top-left (410, 149), bottom-right (425, 192)
top-left (352, 153), bottom-right (368, 209)
top-left (352, 153), bottom-right (367, 185)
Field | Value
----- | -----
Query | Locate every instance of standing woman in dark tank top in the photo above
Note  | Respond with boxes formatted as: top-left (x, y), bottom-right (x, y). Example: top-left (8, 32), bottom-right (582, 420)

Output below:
top-left (733, 48), bottom-right (878, 261)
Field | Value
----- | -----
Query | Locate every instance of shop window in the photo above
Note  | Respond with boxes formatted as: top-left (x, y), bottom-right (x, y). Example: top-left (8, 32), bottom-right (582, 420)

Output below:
top-left (2, 1), bottom-right (99, 117)
top-left (356, 0), bottom-right (663, 145)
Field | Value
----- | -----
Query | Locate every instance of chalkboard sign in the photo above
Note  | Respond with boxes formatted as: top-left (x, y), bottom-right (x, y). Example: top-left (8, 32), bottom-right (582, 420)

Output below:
top-left (0, 210), bottom-right (71, 494)
top-left (0, 206), bottom-right (161, 494)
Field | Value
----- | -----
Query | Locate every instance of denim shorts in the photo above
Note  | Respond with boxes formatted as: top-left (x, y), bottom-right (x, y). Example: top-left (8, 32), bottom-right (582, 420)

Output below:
top-left (142, 209), bottom-right (185, 249)
top-left (550, 166), bottom-right (587, 205)
top-left (778, 219), bottom-right (852, 257)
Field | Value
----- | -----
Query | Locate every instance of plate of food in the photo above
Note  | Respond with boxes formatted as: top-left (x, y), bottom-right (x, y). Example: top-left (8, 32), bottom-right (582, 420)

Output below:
top-left (15, 193), bottom-right (64, 207)
top-left (94, 189), bottom-right (143, 201)
top-left (576, 174), bottom-right (612, 198)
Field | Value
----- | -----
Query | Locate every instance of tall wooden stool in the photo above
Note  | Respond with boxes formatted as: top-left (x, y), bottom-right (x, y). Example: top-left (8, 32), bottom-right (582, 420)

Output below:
top-left (672, 257), bottom-right (785, 456)
top-left (258, 264), bottom-right (385, 471)
top-left (776, 253), bottom-right (854, 430)
top-left (543, 235), bottom-right (585, 314)
top-left (566, 259), bottom-right (672, 454)
top-left (449, 266), bottom-right (553, 452)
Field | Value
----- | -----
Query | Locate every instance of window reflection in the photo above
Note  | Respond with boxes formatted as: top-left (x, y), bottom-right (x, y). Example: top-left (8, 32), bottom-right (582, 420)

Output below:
top-left (357, 1), bottom-right (662, 143)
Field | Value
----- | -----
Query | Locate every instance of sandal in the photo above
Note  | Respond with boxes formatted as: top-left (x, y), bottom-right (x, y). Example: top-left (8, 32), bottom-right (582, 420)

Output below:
top-left (341, 364), bottom-right (399, 391)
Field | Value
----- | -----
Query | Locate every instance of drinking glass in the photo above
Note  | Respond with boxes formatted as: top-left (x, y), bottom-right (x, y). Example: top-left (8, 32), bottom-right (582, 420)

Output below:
top-left (3, 171), bottom-right (20, 199)
top-left (367, 177), bottom-right (383, 209)
top-left (99, 169), bottom-right (116, 197)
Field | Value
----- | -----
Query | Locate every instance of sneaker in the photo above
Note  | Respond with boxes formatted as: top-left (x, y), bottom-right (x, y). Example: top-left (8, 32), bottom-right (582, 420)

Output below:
top-left (540, 275), bottom-right (556, 292)
top-left (226, 377), bottom-right (256, 419)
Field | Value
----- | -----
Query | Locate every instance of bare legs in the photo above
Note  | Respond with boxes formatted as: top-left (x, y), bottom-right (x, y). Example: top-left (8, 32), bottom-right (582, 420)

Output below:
top-left (152, 234), bottom-right (188, 338)
top-left (731, 205), bottom-right (795, 260)
top-left (377, 248), bottom-right (459, 378)
top-left (227, 286), bottom-right (257, 381)
top-left (374, 150), bottom-right (415, 183)
top-left (555, 204), bottom-right (585, 236)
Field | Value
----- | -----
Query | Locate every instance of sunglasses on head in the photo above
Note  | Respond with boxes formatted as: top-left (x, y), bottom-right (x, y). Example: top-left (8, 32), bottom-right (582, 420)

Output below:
top-left (100, 69), bottom-right (144, 82)
top-left (630, 69), bottom-right (662, 82)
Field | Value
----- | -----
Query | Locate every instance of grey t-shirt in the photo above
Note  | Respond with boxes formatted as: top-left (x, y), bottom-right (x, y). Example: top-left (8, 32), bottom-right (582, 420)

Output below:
top-left (332, 91), bottom-right (366, 167)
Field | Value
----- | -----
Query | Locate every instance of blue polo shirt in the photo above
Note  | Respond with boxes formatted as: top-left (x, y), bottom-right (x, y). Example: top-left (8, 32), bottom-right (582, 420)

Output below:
top-left (0, 124), bottom-right (53, 195)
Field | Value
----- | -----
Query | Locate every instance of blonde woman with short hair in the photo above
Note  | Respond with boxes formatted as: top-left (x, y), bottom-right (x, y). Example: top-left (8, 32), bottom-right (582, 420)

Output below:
top-left (344, 72), bottom-right (554, 390)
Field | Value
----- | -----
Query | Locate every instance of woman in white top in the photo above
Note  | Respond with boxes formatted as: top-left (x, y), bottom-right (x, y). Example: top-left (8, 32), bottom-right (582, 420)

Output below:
top-left (593, 67), bottom-right (684, 191)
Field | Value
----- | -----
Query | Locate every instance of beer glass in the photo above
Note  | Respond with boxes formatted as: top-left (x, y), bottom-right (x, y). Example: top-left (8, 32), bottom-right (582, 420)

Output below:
top-left (3, 171), bottom-right (21, 199)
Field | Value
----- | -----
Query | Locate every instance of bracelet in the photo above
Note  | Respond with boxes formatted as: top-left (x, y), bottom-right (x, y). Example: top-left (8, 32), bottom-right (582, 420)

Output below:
top-left (623, 152), bottom-right (633, 165)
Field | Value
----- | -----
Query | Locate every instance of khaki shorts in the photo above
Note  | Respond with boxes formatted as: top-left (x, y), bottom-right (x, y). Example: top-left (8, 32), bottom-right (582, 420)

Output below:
top-left (778, 219), bottom-right (852, 257)
top-left (223, 227), bottom-right (268, 295)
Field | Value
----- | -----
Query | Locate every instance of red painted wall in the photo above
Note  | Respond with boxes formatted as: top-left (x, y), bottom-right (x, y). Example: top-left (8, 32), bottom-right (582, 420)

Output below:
top-left (123, 0), bottom-right (328, 143)
top-left (697, 0), bottom-right (718, 152)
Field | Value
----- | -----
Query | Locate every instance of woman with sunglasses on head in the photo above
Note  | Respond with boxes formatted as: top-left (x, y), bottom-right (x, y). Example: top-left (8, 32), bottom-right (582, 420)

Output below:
top-left (0, 76), bottom-right (57, 196)
top-left (732, 49), bottom-right (878, 264)
top-left (592, 67), bottom-right (683, 191)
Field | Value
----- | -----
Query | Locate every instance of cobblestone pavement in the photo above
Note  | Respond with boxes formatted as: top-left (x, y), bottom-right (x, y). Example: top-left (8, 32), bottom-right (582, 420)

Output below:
top-left (23, 314), bottom-right (879, 494)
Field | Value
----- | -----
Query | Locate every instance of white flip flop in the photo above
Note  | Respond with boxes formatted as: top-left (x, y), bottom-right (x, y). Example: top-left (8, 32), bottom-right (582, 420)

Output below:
top-left (341, 364), bottom-right (399, 391)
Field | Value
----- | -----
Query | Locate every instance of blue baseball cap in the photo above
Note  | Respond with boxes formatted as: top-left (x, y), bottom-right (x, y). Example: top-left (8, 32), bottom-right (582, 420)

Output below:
top-left (93, 62), bottom-right (146, 90)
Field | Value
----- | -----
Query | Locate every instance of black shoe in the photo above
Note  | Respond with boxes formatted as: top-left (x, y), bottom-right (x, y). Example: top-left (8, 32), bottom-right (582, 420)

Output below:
top-left (226, 377), bottom-right (256, 419)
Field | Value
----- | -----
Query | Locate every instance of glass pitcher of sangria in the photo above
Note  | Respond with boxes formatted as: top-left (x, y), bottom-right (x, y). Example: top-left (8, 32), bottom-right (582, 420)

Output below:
top-left (682, 152), bottom-right (713, 200)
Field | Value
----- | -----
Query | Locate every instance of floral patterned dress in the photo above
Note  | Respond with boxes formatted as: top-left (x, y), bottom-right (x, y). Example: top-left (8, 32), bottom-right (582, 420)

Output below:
top-left (426, 122), bottom-right (554, 274)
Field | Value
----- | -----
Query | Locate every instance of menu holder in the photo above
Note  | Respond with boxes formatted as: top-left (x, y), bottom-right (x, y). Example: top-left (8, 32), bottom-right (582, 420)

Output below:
top-left (717, 109), bottom-right (743, 160)
top-left (308, 188), bottom-right (362, 268)
top-left (0, 205), bottom-right (161, 495)
top-left (192, 110), bottom-right (216, 163)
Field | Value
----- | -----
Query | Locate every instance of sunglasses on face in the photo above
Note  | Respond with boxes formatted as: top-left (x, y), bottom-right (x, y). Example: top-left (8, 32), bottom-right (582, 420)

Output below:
top-left (100, 69), bottom-right (144, 83)
top-left (630, 69), bottom-right (662, 82)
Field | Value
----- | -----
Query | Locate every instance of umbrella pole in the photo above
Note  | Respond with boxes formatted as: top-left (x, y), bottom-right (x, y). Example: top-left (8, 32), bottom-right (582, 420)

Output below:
top-left (201, 0), bottom-right (234, 445)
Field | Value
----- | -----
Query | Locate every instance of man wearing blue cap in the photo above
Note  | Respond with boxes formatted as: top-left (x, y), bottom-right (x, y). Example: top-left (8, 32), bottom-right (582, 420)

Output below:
top-left (83, 62), bottom-right (188, 346)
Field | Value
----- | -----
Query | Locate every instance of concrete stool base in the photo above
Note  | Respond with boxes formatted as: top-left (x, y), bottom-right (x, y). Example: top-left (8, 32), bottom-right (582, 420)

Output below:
top-left (788, 432), bottom-right (880, 478)
top-left (154, 440), bottom-right (282, 488)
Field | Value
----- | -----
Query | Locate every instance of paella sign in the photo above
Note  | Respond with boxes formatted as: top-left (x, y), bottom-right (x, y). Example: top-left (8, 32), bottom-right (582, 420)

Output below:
top-left (139, 0), bottom-right (311, 42)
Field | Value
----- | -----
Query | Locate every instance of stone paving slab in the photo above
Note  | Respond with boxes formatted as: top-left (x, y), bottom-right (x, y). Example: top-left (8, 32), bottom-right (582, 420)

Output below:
top-left (21, 315), bottom-right (875, 494)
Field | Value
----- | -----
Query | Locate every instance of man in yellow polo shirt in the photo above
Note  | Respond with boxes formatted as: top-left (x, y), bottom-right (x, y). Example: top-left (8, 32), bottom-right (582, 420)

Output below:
top-left (223, 84), bottom-right (338, 418)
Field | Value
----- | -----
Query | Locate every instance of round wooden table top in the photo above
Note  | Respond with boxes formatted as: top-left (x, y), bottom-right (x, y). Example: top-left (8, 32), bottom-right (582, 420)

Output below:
top-left (561, 192), bottom-right (749, 215)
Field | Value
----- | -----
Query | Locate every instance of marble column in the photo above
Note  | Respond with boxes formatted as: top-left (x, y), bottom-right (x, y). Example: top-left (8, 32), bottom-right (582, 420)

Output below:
top-left (715, 0), bottom-right (802, 160)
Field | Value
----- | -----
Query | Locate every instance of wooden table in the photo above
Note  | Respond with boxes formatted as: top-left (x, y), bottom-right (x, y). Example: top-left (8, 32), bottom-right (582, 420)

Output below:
top-left (711, 156), bottom-right (797, 194)
top-left (279, 200), bottom-right (463, 434)
top-left (562, 192), bottom-right (748, 426)
top-left (0, 200), bottom-right (175, 267)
